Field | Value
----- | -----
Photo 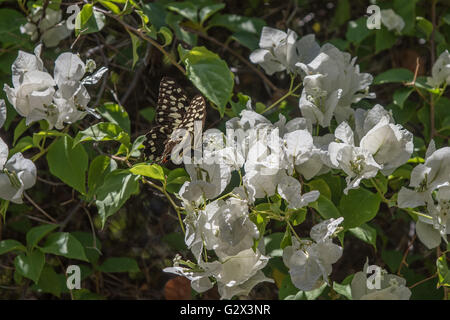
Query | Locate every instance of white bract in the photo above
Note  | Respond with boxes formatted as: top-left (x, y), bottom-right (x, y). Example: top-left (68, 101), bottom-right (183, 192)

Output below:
top-left (0, 132), bottom-right (37, 204)
top-left (351, 260), bottom-right (411, 300)
top-left (283, 218), bottom-right (344, 291)
top-left (427, 50), bottom-right (450, 88)
top-left (298, 44), bottom-right (374, 128)
top-left (398, 142), bottom-right (450, 208)
top-left (380, 9), bottom-right (405, 33)
top-left (20, 7), bottom-right (71, 47)
top-left (250, 27), bottom-right (320, 76)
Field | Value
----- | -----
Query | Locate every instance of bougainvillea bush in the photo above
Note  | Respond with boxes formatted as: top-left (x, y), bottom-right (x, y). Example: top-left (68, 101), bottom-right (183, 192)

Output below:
top-left (0, 0), bottom-right (449, 300)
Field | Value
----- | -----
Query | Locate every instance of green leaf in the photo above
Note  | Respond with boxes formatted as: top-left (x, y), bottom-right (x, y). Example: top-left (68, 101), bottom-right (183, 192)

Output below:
top-left (97, 257), bottom-right (140, 273)
top-left (159, 26), bottom-right (173, 47)
top-left (9, 136), bottom-right (35, 155)
top-left (208, 14), bottom-right (265, 35)
top-left (71, 231), bottom-right (102, 265)
top-left (97, 103), bottom-right (131, 134)
top-left (127, 30), bottom-right (141, 69)
top-left (162, 232), bottom-right (187, 251)
top-left (166, 168), bottom-right (190, 193)
top-left (416, 17), bottom-right (433, 39)
top-left (98, 0), bottom-right (120, 14)
top-left (26, 224), bottom-right (59, 250)
top-left (264, 232), bottom-right (284, 258)
top-left (167, 2), bottom-right (198, 23)
top-left (142, 2), bottom-right (167, 29)
top-left (373, 68), bottom-right (414, 85)
top-left (74, 122), bottom-right (130, 147)
top-left (393, 87), bottom-right (413, 109)
top-left (47, 136), bottom-right (88, 194)
top-left (339, 188), bottom-right (381, 229)
top-left (393, 0), bottom-right (418, 35)
top-left (0, 239), bottom-right (26, 255)
top-left (199, 3), bottom-right (225, 24)
top-left (375, 27), bottom-right (397, 53)
top-left (0, 9), bottom-right (26, 44)
top-left (346, 17), bottom-right (373, 44)
top-left (130, 163), bottom-right (165, 181)
top-left (95, 170), bottom-right (140, 227)
top-left (166, 13), bottom-right (197, 46)
top-left (310, 195), bottom-right (341, 220)
top-left (307, 179), bottom-right (331, 200)
top-left (13, 118), bottom-right (28, 146)
top-left (87, 155), bottom-right (118, 200)
top-left (75, 4), bottom-right (105, 35)
top-left (381, 249), bottom-right (403, 273)
top-left (14, 250), bottom-right (45, 284)
top-left (437, 254), bottom-right (450, 287)
top-left (41, 232), bottom-right (88, 261)
top-left (332, 274), bottom-right (354, 300)
top-left (182, 46), bottom-right (234, 117)
top-left (332, 0), bottom-right (350, 27)
top-left (139, 107), bottom-right (155, 123)
top-left (348, 223), bottom-right (377, 249)
top-left (33, 266), bottom-right (64, 298)
top-left (230, 31), bottom-right (259, 50)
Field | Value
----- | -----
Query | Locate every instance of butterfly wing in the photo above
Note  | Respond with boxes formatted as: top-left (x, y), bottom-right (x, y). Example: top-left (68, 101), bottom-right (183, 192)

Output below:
top-left (144, 77), bottom-right (189, 162)
top-left (161, 95), bottom-right (207, 162)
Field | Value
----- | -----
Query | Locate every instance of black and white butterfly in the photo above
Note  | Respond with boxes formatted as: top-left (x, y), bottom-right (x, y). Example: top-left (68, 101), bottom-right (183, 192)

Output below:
top-left (144, 77), bottom-right (206, 163)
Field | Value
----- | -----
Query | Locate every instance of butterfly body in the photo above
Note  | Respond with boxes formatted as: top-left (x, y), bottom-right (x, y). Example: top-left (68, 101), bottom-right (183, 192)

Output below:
top-left (144, 77), bottom-right (206, 163)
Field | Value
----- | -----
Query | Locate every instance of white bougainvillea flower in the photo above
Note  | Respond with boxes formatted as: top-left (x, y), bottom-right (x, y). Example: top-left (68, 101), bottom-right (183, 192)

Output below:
top-left (329, 122), bottom-right (381, 194)
top-left (283, 129), bottom-right (314, 169)
top-left (359, 116), bottom-right (413, 175)
top-left (185, 162), bottom-right (232, 200)
top-left (20, 7), bottom-right (70, 48)
top-left (295, 134), bottom-right (334, 180)
top-left (277, 176), bottom-right (319, 209)
top-left (202, 197), bottom-right (259, 258)
top-left (213, 248), bottom-right (273, 300)
top-left (4, 69), bottom-right (56, 126)
top-left (163, 255), bottom-right (221, 293)
top-left (0, 139), bottom-right (37, 204)
top-left (250, 27), bottom-right (320, 76)
top-left (10, 45), bottom-right (44, 89)
top-left (0, 99), bottom-right (6, 129)
top-left (427, 50), bottom-right (450, 88)
top-left (381, 9), bottom-right (405, 33)
top-left (351, 260), bottom-right (411, 300)
top-left (298, 44), bottom-right (374, 127)
top-left (415, 186), bottom-right (450, 249)
top-left (398, 142), bottom-right (450, 208)
top-left (354, 104), bottom-right (394, 143)
top-left (283, 218), bottom-right (343, 291)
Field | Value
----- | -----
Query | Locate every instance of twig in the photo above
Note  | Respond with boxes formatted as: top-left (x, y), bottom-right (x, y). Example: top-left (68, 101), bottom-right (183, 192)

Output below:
top-left (397, 234), bottom-right (416, 275)
top-left (408, 273), bottom-right (437, 289)
top-left (59, 201), bottom-right (83, 231)
top-left (24, 192), bottom-right (58, 223)
top-left (97, 8), bottom-right (186, 75)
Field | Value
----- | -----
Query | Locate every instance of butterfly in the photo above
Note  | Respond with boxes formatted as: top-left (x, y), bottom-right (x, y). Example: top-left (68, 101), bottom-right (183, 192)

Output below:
top-left (144, 77), bottom-right (207, 163)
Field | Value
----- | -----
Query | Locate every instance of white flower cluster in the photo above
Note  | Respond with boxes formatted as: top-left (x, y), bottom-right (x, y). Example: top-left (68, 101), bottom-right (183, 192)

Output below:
top-left (0, 100), bottom-right (37, 204)
top-left (4, 45), bottom-right (107, 130)
top-left (20, 7), bottom-right (71, 47)
top-left (250, 27), bottom-right (375, 128)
